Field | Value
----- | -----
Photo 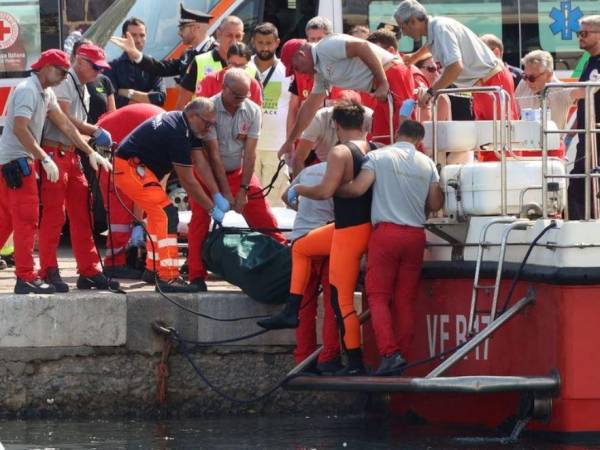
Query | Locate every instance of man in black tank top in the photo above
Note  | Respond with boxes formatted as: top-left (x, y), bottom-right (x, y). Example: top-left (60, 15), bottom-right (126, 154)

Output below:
top-left (258, 101), bottom-right (374, 375)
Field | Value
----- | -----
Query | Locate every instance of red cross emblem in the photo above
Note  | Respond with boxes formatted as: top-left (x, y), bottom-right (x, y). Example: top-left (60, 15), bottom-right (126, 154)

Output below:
top-left (0, 12), bottom-right (18, 50)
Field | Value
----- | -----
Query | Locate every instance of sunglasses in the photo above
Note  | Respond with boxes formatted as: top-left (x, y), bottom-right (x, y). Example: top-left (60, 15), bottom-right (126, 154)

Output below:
top-left (522, 73), bottom-right (543, 82)
top-left (84, 58), bottom-right (104, 72)
top-left (576, 30), bottom-right (600, 38)
top-left (422, 65), bottom-right (438, 73)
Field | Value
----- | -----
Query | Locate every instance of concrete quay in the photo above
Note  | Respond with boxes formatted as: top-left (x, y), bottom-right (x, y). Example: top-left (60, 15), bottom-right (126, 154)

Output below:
top-left (0, 256), bottom-right (364, 419)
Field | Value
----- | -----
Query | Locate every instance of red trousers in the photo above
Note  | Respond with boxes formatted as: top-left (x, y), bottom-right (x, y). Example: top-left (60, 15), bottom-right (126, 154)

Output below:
top-left (293, 257), bottom-right (340, 364)
top-left (473, 66), bottom-right (518, 120)
top-left (98, 168), bottom-right (134, 267)
top-left (38, 149), bottom-right (101, 278)
top-left (187, 169), bottom-right (285, 281)
top-left (370, 64), bottom-right (416, 145)
top-left (0, 159), bottom-right (39, 281)
top-left (365, 223), bottom-right (425, 357)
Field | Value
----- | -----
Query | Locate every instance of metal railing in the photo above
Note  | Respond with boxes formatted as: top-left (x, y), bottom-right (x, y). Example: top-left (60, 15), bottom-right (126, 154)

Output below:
top-left (431, 86), bottom-right (512, 215)
top-left (541, 82), bottom-right (600, 220)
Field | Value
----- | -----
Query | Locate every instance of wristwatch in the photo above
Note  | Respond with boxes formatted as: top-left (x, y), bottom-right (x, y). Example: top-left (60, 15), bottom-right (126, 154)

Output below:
top-left (426, 87), bottom-right (435, 97)
top-left (240, 184), bottom-right (249, 191)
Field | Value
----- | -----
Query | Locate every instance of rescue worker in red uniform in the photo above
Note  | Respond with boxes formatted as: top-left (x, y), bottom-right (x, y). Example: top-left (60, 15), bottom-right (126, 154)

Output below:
top-left (337, 120), bottom-right (443, 375)
top-left (278, 33), bottom-right (414, 160)
top-left (96, 103), bottom-right (166, 279)
top-left (187, 69), bottom-right (286, 291)
top-left (114, 98), bottom-right (228, 293)
top-left (258, 101), bottom-right (374, 376)
top-left (0, 50), bottom-right (111, 294)
top-left (395, 0), bottom-right (518, 120)
top-left (39, 43), bottom-right (117, 293)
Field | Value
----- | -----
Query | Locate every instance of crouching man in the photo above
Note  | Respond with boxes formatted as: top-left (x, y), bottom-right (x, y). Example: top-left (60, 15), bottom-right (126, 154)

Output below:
top-left (113, 97), bottom-right (228, 293)
top-left (337, 120), bottom-right (443, 375)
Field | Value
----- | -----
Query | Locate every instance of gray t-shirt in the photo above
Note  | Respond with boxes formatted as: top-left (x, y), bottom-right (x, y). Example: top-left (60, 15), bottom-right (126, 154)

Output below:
top-left (426, 16), bottom-right (498, 87)
top-left (0, 74), bottom-right (59, 164)
top-left (289, 162), bottom-right (334, 241)
top-left (300, 105), bottom-right (373, 162)
top-left (44, 68), bottom-right (90, 145)
top-left (312, 33), bottom-right (396, 94)
top-left (363, 142), bottom-right (439, 227)
top-left (205, 94), bottom-right (262, 172)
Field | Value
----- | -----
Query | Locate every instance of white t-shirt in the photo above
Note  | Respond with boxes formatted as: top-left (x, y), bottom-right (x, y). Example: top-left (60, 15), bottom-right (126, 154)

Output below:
top-left (515, 77), bottom-right (574, 129)
top-left (312, 33), bottom-right (397, 94)
top-left (289, 162), bottom-right (334, 241)
top-left (426, 16), bottom-right (498, 87)
top-left (251, 57), bottom-right (292, 151)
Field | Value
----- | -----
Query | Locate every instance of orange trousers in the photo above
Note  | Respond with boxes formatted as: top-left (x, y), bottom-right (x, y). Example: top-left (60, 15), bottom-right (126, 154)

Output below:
top-left (113, 157), bottom-right (179, 281)
top-left (290, 222), bottom-right (372, 351)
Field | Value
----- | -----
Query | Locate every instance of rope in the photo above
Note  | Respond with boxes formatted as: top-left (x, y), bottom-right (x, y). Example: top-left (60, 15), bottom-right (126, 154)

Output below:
top-left (156, 337), bottom-right (173, 406)
top-left (247, 159), bottom-right (287, 200)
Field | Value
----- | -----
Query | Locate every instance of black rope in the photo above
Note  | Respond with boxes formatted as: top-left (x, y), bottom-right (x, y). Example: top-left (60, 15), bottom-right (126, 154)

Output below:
top-left (247, 159), bottom-right (287, 200)
top-left (172, 329), bottom-right (292, 404)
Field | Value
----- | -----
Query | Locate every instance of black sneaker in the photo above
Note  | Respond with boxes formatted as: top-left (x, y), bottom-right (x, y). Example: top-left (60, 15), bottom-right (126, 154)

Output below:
top-left (1, 254), bottom-right (15, 267)
top-left (316, 356), bottom-right (344, 375)
top-left (141, 269), bottom-right (157, 285)
top-left (374, 352), bottom-right (407, 376)
top-left (44, 267), bottom-right (69, 293)
top-left (14, 278), bottom-right (56, 295)
top-left (0, 259), bottom-right (6, 270)
top-left (77, 273), bottom-right (120, 291)
top-left (189, 277), bottom-right (208, 292)
top-left (104, 265), bottom-right (143, 280)
top-left (155, 277), bottom-right (197, 294)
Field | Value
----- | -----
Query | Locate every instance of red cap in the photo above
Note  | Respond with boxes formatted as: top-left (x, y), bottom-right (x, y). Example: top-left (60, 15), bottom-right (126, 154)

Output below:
top-left (31, 49), bottom-right (71, 71)
top-left (76, 43), bottom-right (110, 69)
top-left (281, 38), bottom-right (306, 77)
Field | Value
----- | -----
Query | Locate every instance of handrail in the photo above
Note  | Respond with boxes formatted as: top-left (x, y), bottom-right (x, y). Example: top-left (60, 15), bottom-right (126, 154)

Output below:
top-left (541, 82), bottom-right (600, 220)
top-left (431, 86), bottom-right (511, 215)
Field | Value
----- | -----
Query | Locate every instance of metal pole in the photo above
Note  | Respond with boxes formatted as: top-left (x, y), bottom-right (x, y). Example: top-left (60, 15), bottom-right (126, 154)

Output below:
top-left (541, 88), bottom-right (549, 219)
top-left (585, 86), bottom-right (592, 220)
top-left (432, 94), bottom-right (439, 165)
top-left (499, 88), bottom-right (508, 215)
top-left (387, 93), bottom-right (394, 144)
top-left (427, 288), bottom-right (536, 378)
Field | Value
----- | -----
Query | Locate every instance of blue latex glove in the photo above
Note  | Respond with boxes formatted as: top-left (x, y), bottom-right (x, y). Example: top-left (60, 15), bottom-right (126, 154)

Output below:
top-left (564, 134), bottom-right (573, 150)
top-left (93, 127), bottom-right (113, 148)
top-left (287, 186), bottom-right (298, 206)
top-left (399, 98), bottom-right (416, 117)
top-left (211, 206), bottom-right (225, 223)
top-left (213, 192), bottom-right (230, 212)
top-left (130, 224), bottom-right (145, 247)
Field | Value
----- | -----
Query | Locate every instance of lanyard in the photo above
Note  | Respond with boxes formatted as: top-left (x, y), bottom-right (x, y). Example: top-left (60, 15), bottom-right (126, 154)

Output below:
top-left (257, 63), bottom-right (277, 90)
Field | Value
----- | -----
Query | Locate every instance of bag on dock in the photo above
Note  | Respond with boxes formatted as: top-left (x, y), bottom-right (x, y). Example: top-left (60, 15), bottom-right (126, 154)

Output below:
top-left (201, 226), bottom-right (290, 304)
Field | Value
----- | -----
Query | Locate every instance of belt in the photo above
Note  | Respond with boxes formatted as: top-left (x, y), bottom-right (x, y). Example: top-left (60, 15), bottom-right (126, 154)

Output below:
top-left (42, 139), bottom-right (76, 152)
top-left (476, 62), bottom-right (503, 85)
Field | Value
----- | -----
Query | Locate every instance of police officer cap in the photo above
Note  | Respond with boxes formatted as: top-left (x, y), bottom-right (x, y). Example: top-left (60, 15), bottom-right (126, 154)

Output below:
top-left (179, 2), bottom-right (212, 25)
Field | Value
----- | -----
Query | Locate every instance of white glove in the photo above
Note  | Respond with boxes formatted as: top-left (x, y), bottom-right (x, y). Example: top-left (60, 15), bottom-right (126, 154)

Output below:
top-left (41, 155), bottom-right (59, 183)
top-left (88, 151), bottom-right (113, 172)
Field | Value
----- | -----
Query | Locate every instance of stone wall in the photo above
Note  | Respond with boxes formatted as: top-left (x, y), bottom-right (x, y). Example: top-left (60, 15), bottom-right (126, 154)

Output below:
top-left (0, 292), bottom-right (364, 419)
top-left (62, 0), bottom-right (117, 34)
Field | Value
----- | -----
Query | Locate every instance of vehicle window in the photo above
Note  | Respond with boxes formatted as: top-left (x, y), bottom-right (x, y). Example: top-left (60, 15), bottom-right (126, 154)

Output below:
top-left (366, 0), bottom-right (503, 53)
top-left (0, 0), bottom-right (59, 77)
top-left (84, 0), bottom-right (220, 61)
top-left (538, 0), bottom-right (600, 70)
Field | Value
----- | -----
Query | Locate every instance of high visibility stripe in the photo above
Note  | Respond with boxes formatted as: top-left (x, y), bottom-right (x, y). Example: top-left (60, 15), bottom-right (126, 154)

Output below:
top-left (158, 237), bottom-right (178, 248)
top-left (108, 224), bottom-right (131, 233)
top-left (159, 259), bottom-right (179, 267)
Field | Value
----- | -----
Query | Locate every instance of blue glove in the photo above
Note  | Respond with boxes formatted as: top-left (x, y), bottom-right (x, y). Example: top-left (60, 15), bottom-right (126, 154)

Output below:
top-left (130, 224), bottom-right (145, 247)
top-left (287, 186), bottom-right (298, 206)
top-left (399, 98), bottom-right (416, 117)
top-left (213, 192), bottom-right (230, 212)
top-left (93, 127), bottom-right (113, 148)
top-left (211, 206), bottom-right (225, 223)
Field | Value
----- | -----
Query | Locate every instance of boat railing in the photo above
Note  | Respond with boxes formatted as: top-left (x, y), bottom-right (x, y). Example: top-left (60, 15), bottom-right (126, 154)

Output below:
top-left (541, 81), bottom-right (600, 220)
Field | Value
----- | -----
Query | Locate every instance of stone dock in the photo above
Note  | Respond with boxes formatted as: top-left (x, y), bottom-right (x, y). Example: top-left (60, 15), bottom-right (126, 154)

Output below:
top-left (0, 251), bottom-right (364, 419)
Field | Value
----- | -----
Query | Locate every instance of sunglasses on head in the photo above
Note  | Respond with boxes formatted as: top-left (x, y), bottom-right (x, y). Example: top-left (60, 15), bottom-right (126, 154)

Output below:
top-left (576, 30), bottom-right (600, 38)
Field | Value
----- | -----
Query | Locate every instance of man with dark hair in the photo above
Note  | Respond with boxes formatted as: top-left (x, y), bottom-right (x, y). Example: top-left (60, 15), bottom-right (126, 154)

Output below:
top-left (336, 120), bottom-right (443, 376)
top-left (258, 100), bottom-right (375, 376)
top-left (110, 4), bottom-right (214, 84)
top-left (106, 17), bottom-right (166, 109)
top-left (250, 22), bottom-right (292, 206)
top-left (184, 42), bottom-right (262, 107)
